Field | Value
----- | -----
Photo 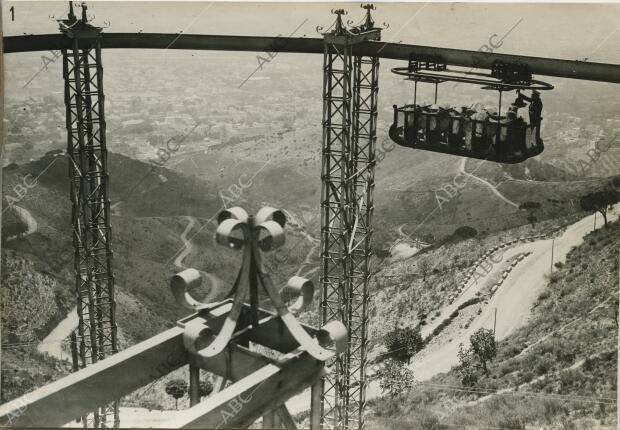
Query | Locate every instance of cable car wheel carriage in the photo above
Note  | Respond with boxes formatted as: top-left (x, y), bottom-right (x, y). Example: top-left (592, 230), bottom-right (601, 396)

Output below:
top-left (389, 56), bottom-right (554, 163)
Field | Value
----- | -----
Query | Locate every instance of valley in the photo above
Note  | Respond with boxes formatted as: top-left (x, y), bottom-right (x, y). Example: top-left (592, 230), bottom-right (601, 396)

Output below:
top-left (3, 27), bottom-right (620, 427)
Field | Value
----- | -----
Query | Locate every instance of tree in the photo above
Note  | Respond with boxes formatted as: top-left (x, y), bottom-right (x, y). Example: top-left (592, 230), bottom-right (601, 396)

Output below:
top-left (422, 233), bottom-right (435, 244)
top-left (385, 326), bottom-right (424, 363)
top-left (469, 328), bottom-right (497, 375)
top-left (199, 379), bottom-right (214, 398)
top-left (165, 379), bottom-right (188, 410)
top-left (379, 359), bottom-right (415, 398)
top-left (579, 189), bottom-right (620, 226)
top-left (454, 226), bottom-right (478, 239)
top-left (519, 201), bottom-right (541, 210)
top-left (419, 258), bottom-right (431, 281)
top-left (457, 343), bottom-right (479, 387)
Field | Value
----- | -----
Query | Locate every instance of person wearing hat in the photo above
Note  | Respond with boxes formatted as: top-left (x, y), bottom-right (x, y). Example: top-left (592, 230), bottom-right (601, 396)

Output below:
top-left (449, 107), bottom-right (465, 150)
top-left (426, 103), bottom-right (441, 145)
top-left (499, 110), bottom-right (516, 153)
top-left (517, 89), bottom-right (543, 144)
top-left (505, 109), bottom-right (527, 158)
top-left (511, 92), bottom-right (527, 110)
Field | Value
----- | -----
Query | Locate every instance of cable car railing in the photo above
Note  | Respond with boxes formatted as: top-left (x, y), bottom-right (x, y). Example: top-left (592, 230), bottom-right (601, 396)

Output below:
top-left (390, 103), bottom-right (543, 163)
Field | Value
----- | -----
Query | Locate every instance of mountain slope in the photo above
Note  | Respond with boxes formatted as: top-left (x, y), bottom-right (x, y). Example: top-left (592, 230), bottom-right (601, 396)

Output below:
top-left (368, 220), bottom-right (619, 430)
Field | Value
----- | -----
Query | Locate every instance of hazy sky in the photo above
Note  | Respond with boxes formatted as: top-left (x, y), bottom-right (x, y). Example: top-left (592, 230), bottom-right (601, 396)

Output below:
top-left (2, 2), bottom-right (620, 63)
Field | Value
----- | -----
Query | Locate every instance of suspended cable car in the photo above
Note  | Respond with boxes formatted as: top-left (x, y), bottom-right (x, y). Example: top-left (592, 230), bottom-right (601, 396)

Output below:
top-left (389, 56), bottom-right (554, 163)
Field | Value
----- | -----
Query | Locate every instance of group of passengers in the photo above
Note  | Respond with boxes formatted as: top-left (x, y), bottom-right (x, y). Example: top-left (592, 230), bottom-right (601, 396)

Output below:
top-left (402, 90), bottom-right (543, 159)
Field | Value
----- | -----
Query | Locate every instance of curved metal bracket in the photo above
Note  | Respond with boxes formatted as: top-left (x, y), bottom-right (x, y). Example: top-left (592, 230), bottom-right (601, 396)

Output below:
top-left (172, 206), bottom-right (346, 363)
top-left (171, 268), bottom-right (212, 310)
top-left (284, 276), bottom-right (314, 315)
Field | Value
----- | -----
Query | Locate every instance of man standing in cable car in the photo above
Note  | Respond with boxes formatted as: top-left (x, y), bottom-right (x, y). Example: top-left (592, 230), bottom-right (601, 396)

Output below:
top-left (517, 89), bottom-right (543, 144)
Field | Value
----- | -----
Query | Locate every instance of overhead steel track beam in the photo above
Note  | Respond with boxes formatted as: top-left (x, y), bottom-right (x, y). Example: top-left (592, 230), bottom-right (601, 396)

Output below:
top-left (4, 33), bottom-right (620, 84)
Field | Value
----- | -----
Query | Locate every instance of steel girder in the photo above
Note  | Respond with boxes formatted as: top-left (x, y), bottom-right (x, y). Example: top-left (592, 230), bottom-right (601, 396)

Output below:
top-left (62, 28), bottom-right (118, 428)
top-left (0, 301), bottom-right (330, 429)
top-left (5, 33), bottom-right (620, 84)
top-left (320, 27), bottom-right (380, 430)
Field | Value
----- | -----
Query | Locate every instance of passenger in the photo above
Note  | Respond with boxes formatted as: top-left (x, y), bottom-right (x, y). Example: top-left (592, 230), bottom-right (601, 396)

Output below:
top-left (405, 105), bottom-right (416, 145)
top-left (512, 114), bottom-right (527, 156)
top-left (500, 110), bottom-right (517, 159)
top-left (416, 104), bottom-right (428, 142)
top-left (438, 103), bottom-right (452, 145)
top-left (463, 109), bottom-right (473, 151)
top-left (499, 110), bottom-right (513, 153)
top-left (517, 89), bottom-right (543, 143)
top-left (471, 110), bottom-right (488, 154)
top-left (511, 91), bottom-right (527, 111)
top-left (450, 107), bottom-right (466, 149)
top-left (426, 104), bottom-right (441, 144)
top-left (486, 107), bottom-right (500, 156)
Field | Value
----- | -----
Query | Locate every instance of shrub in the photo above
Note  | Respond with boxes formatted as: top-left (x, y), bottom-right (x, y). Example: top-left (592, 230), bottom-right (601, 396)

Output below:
top-left (379, 359), bottom-right (415, 398)
top-left (457, 343), bottom-right (479, 387)
top-left (458, 297), bottom-right (482, 310)
top-left (385, 326), bottom-right (424, 363)
top-left (470, 328), bottom-right (497, 375)
top-left (519, 201), bottom-right (541, 210)
top-left (520, 370), bottom-right (534, 384)
top-left (538, 290), bottom-right (551, 302)
top-left (199, 379), bottom-right (213, 398)
top-left (454, 226), bottom-right (478, 239)
top-left (535, 355), bottom-right (554, 376)
top-left (165, 379), bottom-right (188, 410)
top-left (498, 416), bottom-right (525, 430)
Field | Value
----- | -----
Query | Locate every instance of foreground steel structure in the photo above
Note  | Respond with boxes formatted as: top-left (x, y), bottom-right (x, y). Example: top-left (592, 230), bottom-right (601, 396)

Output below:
top-left (0, 206), bottom-right (347, 429)
top-left (4, 3), bottom-right (620, 429)
top-left (0, 301), bottom-right (337, 429)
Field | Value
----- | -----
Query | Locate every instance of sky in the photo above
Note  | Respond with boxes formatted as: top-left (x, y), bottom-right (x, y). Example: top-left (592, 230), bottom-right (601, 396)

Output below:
top-left (2, 2), bottom-right (620, 64)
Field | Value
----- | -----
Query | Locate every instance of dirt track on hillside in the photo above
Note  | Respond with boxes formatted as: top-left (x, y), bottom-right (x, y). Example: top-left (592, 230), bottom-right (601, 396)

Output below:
top-left (173, 215), bottom-right (223, 303)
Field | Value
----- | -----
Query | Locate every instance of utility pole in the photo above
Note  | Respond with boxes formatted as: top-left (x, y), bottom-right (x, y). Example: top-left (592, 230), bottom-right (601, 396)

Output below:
top-left (593, 212), bottom-right (597, 231)
top-left (550, 238), bottom-right (555, 274)
top-left (493, 307), bottom-right (497, 339)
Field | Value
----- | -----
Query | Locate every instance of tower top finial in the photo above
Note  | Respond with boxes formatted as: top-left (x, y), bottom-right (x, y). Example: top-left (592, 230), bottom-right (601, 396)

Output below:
top-left (361, 4), bottom-right (375, 30)
top-left (68, 1), bottom-right (76, 21)
top-left (81, 2), bottom-right (88, 23)
top-left (332, 9), bottom-right (347, 35)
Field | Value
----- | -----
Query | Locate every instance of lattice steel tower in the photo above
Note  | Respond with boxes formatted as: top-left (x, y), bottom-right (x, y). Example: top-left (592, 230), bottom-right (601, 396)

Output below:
top-left (60, 3), bottom-right (119, 427)
top-left (319, 5), bottom-right (380, 429)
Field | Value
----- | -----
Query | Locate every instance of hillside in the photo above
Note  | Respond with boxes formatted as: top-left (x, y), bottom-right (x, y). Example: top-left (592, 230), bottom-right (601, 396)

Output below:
top-left (0, 151), bottom-right (315, 402)
top-left (367, 220), bottom-right (619, 429)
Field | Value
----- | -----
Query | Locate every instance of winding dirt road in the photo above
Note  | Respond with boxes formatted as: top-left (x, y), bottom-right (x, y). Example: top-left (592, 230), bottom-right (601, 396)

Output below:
top-left (460, 158), bottom-right (519, 209)
top-left (173, 216), bottom-right (223, 303)
top-left (37, 306), bottom-right (78, 361)
top-left (286, 205), bottom-right (619, 414)
top-left (6, 205), bottom-right (38, 241)
top-left (409, 205), bottom-right (619, 381)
